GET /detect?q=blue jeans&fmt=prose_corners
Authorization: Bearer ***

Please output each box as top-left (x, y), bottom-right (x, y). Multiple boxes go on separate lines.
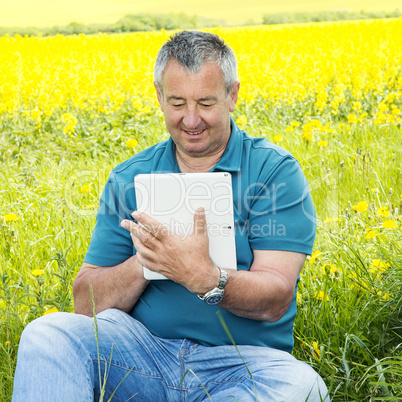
top-left (13, 309), bottom-right (329, 401)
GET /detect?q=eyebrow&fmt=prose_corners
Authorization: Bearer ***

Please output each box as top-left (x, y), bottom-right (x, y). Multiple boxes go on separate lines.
top-left (166, 95), bottom-right (218, 102)
top-left (166, 96), bottom-right (185, 102)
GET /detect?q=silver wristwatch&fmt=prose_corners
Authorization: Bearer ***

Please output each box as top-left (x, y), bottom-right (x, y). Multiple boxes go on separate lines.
top-left (198, 268), bottom-right (228, 305)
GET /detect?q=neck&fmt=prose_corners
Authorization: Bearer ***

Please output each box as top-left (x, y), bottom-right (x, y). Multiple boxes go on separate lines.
top-left (176, 147), bottom-right (226, 173)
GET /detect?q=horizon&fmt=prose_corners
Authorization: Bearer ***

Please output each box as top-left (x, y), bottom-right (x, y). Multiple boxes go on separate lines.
top-left (0, 0), bottom-right (401, 28)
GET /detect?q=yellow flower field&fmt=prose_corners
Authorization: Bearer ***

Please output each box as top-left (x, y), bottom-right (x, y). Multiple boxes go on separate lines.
top-left (1, 18), bottom-right (401, 125)
top-left (1, 19), bottom-right (402, 400)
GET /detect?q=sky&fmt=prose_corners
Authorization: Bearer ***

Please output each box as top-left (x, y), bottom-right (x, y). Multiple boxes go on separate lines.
top-left (0, 0), bottom-right (400, 27)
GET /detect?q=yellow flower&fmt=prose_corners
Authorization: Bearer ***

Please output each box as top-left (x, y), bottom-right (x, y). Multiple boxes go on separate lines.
top-left (318, 140), bottom-right (328, 147)
top-left (312, 341), bottom-right (321, 360)
top-left (303, 131), bottom-right (313, 141)
top-left (273, 134), bottom-right (282, 142)
top-left (310, 119), bottom-right (322, 128)
top-left (382, 220), bottom-right (397, 229)
top-left (32, 269), bottom-right (44, 277)
top-left (324, 217), bottom-right (341, 223)
top-left (309, 251), bottom-right (322, 264)
top-left (378, 103), bottom-right (388, 113)
top-left (315, 290), bottom-right (329, 301)
top-left (375, 290), bottom-right (390, 301)
top-left (61, 112), bottom-right (77, 135)
top-left (126, 138), bottom-right (138, 149)
top-left (366, 230), bottom-right (378, 239)
top-left (30, 108), bottom-right (41, 120)
top-left (43, 307), bottom-right (59, 315)
top-left (347, 113), bottom-right (357, 123)
top-left (369, 259), bottom-right (390, 273)
top-left (322, 263), bottom-right (337, 276)
top-left (285, 126), bottom-right (293, 132)
top-left (291, 121), bottom-right (300, 127)
top-left (352, 201), bottom-right (368, 212)
top-left (132, 98), bottom-right (142, 110)
top-left (80, 184), bottom-right (91, 194)
top-left (3, 213), bottom-right (19, 222)
top-left (377, 207), bottom-right (390, 217)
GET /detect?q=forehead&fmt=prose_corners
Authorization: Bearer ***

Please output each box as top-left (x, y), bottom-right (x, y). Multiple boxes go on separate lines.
top-left (161, 60), bottom-right (226, 97)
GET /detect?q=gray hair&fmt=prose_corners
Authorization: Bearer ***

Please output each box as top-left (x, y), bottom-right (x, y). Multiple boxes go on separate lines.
top-left (154, 30), bottom-right (238, 96)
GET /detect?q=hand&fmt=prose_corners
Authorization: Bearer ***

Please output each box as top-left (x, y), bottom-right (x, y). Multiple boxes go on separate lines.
top-left (121, 208), bottom-right (220, 295)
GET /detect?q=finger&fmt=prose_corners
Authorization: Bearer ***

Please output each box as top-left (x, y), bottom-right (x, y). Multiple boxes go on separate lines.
top-left (132, 211), bottom-right (168, 240)
top-left (121, 219), bottom-right (156, 250)
top-left (130, 232), bottom-right (151, 254)
top-left (131, 231), bottom-right (157, 258)
top-left (133, 239), bottom-right (156, 263)
top-left (128, 221), bottom-right (157, 248)
top-left (121, 219), bottom-right (136, 232)
top-left (193, 207), bottom-right (207, 237)
top-left (136, 252), bottom-right (157, 272)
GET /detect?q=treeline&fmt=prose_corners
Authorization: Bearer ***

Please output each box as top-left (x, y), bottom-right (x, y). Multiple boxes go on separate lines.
top-left (0, 13), bottom-right (224, 37)
top-left (1, 9), bottom-right (401, 37)
top-left (262, 9), bottom-right (402, 25)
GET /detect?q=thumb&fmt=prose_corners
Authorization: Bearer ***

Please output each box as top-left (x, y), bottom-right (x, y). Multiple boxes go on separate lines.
top-left (193, 207), bottom-right (207, 237)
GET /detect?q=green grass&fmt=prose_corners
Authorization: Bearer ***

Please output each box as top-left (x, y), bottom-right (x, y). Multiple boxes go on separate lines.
top-left (1, 95), bottom-right (402, 399)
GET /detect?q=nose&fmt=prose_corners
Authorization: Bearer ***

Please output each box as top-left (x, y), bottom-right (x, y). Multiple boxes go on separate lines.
top-left (182, 107), bottom-right (202, 130)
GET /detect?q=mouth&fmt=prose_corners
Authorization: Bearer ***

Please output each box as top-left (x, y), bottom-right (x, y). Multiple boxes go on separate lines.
top-left (183, 128), bottom-right (206, 136)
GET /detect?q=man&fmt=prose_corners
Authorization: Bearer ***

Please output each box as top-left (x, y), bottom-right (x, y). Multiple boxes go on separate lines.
top-left (13, 31), bottom-right (329, 401)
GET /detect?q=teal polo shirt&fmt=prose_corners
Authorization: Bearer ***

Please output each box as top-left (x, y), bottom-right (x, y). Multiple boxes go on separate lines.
top-left (84, 118), bottom-right (316, 353)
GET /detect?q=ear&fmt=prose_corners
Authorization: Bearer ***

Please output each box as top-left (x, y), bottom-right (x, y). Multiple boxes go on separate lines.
top-left (154, 82), bottom-right (164, 112)
top-left (229, 81), bottom-right (240, 113)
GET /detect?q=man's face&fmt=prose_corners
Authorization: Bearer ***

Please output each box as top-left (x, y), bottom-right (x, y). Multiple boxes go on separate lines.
top-left (155, 60), bottom-right (239, 159)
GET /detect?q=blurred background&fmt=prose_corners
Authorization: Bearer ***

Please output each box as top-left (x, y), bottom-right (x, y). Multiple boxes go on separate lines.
top-left (0, 0), bottom-right (401, 32)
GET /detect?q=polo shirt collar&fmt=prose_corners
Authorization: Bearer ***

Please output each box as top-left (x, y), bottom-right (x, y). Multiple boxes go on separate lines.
top-left (162, 116), bottom-right (243, 173)
top-left (159, 138), bottom-right (181, 173)
top-left (213, 117), bottom-right (242, 172)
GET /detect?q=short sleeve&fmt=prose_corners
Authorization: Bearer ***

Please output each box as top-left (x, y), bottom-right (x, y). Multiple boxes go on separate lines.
top-left (83, 172), bottom-right (136, 267)
top-left (247, 156), bottom-right (316, 255)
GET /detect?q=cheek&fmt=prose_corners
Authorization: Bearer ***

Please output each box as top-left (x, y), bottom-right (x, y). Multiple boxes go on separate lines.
top-left (164, 110), bottom-right (182, 127)
top-left (206, 110), bottom-right (226, 129)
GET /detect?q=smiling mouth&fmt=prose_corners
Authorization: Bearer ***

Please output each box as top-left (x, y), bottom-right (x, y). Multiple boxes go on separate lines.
top-left (184, 128), bottom-right (205, 136)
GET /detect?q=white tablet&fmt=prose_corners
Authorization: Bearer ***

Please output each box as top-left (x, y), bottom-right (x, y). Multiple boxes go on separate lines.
top-left (134, 172), bottom-right (237, 280)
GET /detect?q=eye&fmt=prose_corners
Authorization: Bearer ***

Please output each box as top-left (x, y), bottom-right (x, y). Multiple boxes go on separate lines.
top-left (172, 104), bottom-right (184, 108)
top-left (201, 104), bottom-right (213, 108)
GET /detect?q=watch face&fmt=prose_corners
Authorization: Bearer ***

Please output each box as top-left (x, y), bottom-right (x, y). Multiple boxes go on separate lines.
top-left (205, 294), bottom-right (223, 305)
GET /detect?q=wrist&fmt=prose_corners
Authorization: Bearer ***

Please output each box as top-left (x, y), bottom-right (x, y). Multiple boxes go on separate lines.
top-left (198, 266), bottom-right (228, 305)
top-left (197, 264), bottom-right (221, 296)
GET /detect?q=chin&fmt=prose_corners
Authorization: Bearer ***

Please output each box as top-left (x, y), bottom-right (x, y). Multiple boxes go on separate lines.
top-left (184, 146), bottom-right (209, 155)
